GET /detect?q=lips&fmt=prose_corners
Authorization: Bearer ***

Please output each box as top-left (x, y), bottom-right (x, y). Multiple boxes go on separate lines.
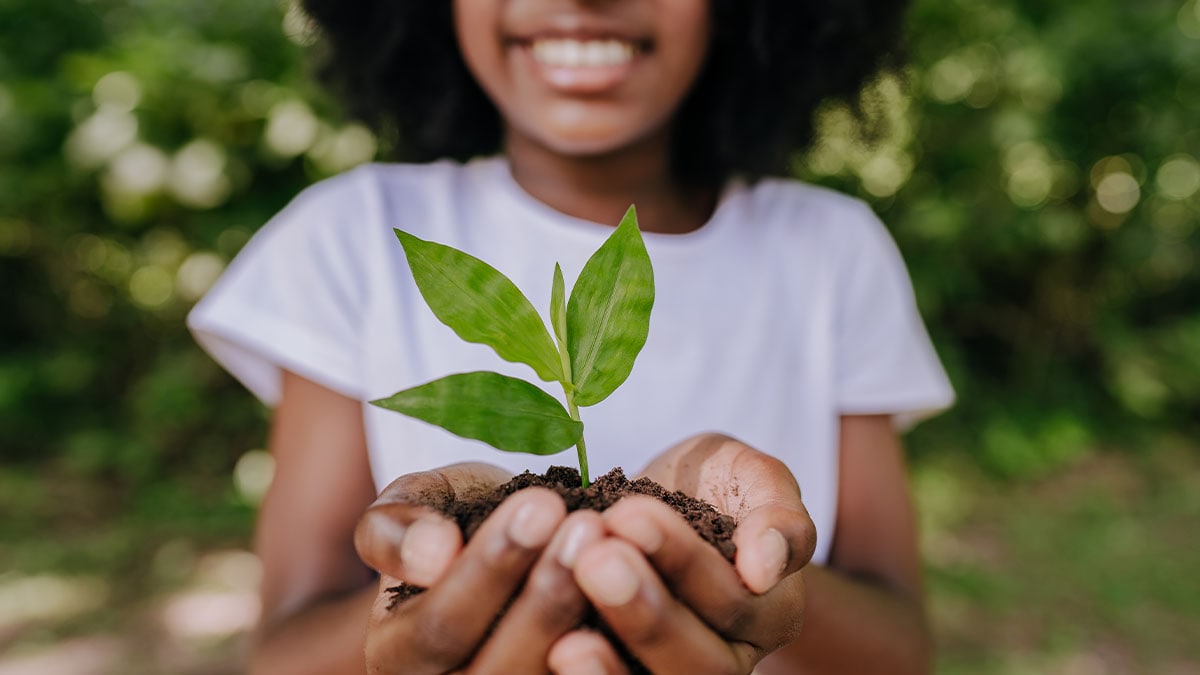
top-left (512, 35), bottom-right (648, 94)
top-left (529, 38), bottom-right (637, 68)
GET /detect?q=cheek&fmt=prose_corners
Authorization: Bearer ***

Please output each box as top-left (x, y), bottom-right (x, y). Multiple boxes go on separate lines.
top-left (657, 1), bottom-right (712, 95)
top-left (453, 0), bottom-right (508, 102)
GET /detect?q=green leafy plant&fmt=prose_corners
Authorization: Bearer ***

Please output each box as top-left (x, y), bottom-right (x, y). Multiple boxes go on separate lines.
top-left (371, 206), bottom-right (654, 487)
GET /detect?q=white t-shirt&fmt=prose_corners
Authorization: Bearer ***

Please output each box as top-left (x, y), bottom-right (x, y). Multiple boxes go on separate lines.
top-left (188, 157), bottom-right (954, 564)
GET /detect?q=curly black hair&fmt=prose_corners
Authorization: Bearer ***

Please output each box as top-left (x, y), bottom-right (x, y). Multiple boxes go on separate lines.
top-left (300, 0), bottom-right (910, 186)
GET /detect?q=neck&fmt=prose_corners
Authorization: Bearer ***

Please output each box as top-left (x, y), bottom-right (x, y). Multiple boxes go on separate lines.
top-left (503, 130), bottom-right (717, 235)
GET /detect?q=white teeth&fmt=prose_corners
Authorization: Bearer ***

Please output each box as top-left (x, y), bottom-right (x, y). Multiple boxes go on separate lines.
top-left (531, 39), bottom-right (635, 68)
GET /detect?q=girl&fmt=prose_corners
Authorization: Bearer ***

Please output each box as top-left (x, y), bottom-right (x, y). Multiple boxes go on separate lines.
top-left (189, 0), bottom-right (953, 673)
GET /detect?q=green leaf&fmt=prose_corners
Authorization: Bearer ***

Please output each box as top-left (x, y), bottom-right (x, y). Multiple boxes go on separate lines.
top-left (371, 372), bottom-right (583, 455)
top-left (395, 230), bottom-right (563, 383)
top-left (551, 263), bottom-right (568, 345)
top-left (566, 205), bottom-right (655, 407)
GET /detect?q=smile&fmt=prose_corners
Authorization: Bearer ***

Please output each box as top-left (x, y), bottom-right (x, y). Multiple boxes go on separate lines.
top-left (515, 35), bottom-right (648, 94)
top-left (529, 38), bottom-right (638, 68)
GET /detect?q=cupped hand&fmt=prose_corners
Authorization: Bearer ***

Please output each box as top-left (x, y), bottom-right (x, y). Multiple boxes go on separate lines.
top-left (549, 434), bottom-right (817, 675)
top-left (355, 463), bottom-right (606, 675)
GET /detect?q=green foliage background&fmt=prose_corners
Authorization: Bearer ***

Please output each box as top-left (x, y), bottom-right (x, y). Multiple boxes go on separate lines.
top-left (2, 0), bottom-right (1198, 493)
top-left (2, 1), bottom-right (1198, 672)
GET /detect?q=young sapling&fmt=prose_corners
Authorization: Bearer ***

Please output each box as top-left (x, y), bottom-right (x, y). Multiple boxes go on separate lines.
top-left (372, 221), bottom-right (734, 667)
top-left (371, 206), bottom-right (654, 488)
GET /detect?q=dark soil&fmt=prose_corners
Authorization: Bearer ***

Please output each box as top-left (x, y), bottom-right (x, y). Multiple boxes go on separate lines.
top-left (385, 466), bottom-right (737, 671)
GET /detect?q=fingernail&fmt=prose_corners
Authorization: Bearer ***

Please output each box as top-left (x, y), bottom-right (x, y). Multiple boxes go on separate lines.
top-left (508, 500), bottom-right (559, 549)
top-left (556, 520), bottom-right (591, 569)
top-left (579, 552), bottom-right (640, 606)
top-left (759, 528), bottom-right (789, 587)
top-left (401, 518), bottom-right (453, 581)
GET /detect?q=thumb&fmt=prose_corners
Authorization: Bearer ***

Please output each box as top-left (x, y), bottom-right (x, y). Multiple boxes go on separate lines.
top-left (355, 501), bottom-right (462, 587)
top-left (732, 502), bottom-right (816, 594)
top-left (354, 462), bottom-right (509, 585)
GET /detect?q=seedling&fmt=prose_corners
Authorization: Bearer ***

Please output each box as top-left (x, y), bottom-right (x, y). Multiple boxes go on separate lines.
top-left (371, 206), bottom-right (654, 488)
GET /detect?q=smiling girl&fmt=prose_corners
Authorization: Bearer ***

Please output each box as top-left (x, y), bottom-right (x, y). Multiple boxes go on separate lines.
top-left (188, 1), bottom-right (953, 673)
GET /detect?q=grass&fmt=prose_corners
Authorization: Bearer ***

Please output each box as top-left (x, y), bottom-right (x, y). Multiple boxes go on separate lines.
top-left (918, 444), bottom-right (1200, 674)
top-left (2, 447), bottom-right (1198, 674)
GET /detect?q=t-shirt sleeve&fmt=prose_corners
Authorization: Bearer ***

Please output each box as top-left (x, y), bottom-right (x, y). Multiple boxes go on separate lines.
top-left (833, 200), bottom-right (955, 428)
top-left (187, 172), bottom-right (372, 406)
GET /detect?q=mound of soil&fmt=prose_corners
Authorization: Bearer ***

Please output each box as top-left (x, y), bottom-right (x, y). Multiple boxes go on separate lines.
top-left (385, 466), bottom-right (737, 671)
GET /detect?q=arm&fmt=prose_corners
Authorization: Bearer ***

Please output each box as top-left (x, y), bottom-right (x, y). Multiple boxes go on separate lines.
top-left (255, 371), bottom-right (610, 675)
top-left (547, 417), bottom-right (929, 675)
top-left (249, 371), bottom-right (379, 675)
top-left (756, 414), bottom-right (931, 675)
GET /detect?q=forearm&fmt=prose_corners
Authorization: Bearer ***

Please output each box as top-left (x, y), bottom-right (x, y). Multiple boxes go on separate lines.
top-left (757, 565), bottom-right (931, 675)
top-left (249, 584), bottom-right (376, 675)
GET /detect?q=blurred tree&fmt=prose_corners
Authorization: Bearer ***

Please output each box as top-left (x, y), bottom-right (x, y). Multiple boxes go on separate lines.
top-left (799, 0), bottom-right (1200, 476)
top-left (1, 0), bottom-right (1197, 497)
top-left (0, 0), bottom-right (374, 490)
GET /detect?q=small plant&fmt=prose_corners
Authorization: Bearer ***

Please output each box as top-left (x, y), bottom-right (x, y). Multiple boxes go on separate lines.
top-left (371, 206), bottom-right (654, 488)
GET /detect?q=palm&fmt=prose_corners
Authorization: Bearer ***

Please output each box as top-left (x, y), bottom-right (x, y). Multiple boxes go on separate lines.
top-left (637, 433), bottom-right (803, 520)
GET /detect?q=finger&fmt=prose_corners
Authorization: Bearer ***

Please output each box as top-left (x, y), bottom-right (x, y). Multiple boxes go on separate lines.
top-left (732, 502), bottom-right (816, 594)
top-left (373, 463), bottom-right (514, 508)
top-left (355, 463), bottom-right (510, 584)
top-left (640, 437), bottom-right (817, 592)
top-left (469, 510), bottom-right (606, 673)
top-left (603, 497), bottom-right (803, 650)
top-left (369, 487), bottom-right (566, 674)
top-left (603, 495), bottom-right (742, 606)
top-left (358, 507), bottom-right (462, 586)
top-left (573, 539), bottom-right (758, 675)
top-left (548, 630), bottom-right (631, 675)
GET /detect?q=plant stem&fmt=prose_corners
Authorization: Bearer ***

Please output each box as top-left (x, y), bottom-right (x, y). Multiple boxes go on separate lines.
top-left (565, 395), bottom-right (590, 488)
top-left (554, 326), bottom-right (589, 488)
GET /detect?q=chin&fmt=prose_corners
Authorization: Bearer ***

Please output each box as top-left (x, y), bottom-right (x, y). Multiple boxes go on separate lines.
top-left (527, 115), bottom-right (654, 158)
top-left (540, 135), bottom-right (635, 158)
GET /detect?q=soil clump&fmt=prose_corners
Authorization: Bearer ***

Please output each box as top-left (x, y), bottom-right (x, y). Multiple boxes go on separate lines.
top-left (385, 466), bottom-right (737, 671)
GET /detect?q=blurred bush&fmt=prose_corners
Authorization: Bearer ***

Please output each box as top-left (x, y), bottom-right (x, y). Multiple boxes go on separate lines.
top-left (1, 0), bottom-right (1197, 494)
top-left (800, 0), bottom-right (1200, 475)
top-left (0, 0), bottom-right (373, 489)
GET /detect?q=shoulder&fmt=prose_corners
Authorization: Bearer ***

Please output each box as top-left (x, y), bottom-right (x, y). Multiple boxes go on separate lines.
top-left (733, 176), bottom-right (892, 255)
top-left (336, 157), bottom-right (487, 192)
top-left (265, 158), bottom-right (498, 242)
top-left (288, 158), bottom-right (476, 214)
top-left (215, 160), bottom-right (486, 292)
top-left (743, 176), bottom-right (881, 225)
